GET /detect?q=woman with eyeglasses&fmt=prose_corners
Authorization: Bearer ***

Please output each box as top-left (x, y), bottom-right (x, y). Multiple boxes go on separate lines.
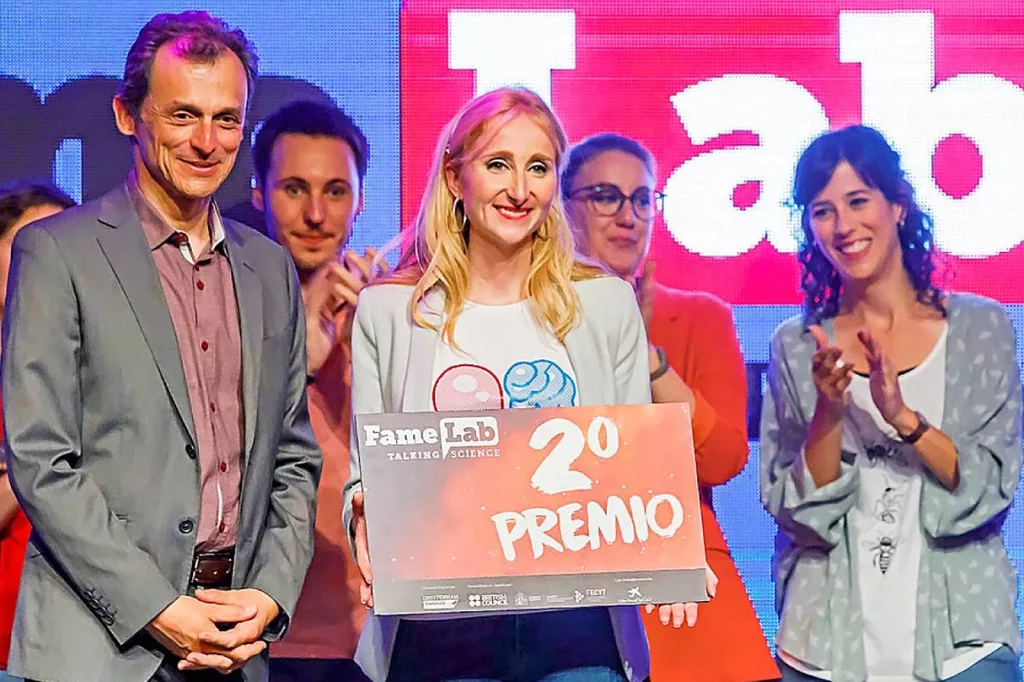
top-left (563, 134), bottom-right (780, 682)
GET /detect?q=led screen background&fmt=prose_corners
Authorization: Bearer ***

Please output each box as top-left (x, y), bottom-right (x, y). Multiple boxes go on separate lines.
top-left (4, 0), bottom-right (1024, 661)
top-left (0, 0), bottom-right (402, 255)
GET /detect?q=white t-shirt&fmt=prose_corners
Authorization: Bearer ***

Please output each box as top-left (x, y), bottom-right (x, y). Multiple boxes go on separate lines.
top-left (398, 301), bottom-right (578, 624)
top-left (431, 300), bottom-right (578, 412)
top-left (780, 324), bottom-right (999, 680)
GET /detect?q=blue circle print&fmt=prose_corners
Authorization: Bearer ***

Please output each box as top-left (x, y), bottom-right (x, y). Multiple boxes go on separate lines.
top-left (503, 359), bottom-right (577, 408)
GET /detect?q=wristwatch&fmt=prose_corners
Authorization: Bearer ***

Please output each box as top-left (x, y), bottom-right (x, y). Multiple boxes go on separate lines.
top-left (897, 411), bottom-right (930, 444)
top-left (650, 346), bottom-right (670, 381)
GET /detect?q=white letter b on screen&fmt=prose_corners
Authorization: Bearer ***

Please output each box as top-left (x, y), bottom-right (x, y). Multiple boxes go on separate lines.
top-left (842, 11), bottom-right (1024, 257)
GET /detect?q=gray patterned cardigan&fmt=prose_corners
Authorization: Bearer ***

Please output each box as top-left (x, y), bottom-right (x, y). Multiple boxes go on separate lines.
top-left (760, 293), bottom-right (1022, 682)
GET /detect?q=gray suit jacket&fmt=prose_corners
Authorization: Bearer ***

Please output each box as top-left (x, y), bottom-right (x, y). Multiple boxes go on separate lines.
top-left (1, 185), bottom-right (323, 682)
top-left (341, 277), bottom-right (654, 682)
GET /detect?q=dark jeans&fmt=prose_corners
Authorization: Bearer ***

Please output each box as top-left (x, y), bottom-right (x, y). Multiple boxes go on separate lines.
top-left (270, 657), bottom-right (371, 682)
top-left (387, 609), bottom-right (623, 682)
top-left (777, 645), bottom-right (1022, 682)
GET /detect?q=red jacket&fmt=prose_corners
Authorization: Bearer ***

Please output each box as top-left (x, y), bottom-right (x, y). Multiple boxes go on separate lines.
top-left (0, 394), bottom-right (30, 671)
top-left (0, 509), bottom-right (29, 670)
top-left (641, 284), bottom-right (779, 682)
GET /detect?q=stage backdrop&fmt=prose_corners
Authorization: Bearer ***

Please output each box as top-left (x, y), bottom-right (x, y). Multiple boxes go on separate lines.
top-left (4, 0), bottom-right (1024, 661)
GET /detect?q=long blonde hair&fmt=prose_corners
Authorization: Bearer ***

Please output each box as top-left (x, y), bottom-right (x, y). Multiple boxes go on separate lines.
top-left (385, 87), bottom-right (602, 345)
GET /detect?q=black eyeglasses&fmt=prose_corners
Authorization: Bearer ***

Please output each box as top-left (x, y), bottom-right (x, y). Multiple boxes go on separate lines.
top-left (567, 184), bottom-right (666, 221)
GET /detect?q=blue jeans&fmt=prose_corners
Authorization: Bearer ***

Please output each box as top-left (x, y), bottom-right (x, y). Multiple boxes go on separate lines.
top-left (778, 645), bottom-right (1022, 682)
top-left (386, 608), bottom-right (624, 682)
top-left (0, 671), bottom-right (23, 682)
top-left (449, 669), bottom-right (626, 682)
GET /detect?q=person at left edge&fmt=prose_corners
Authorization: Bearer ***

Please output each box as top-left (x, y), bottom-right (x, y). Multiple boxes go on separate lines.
top-left (1, 11), bottom-right (322, 682)
top-left (0, 182), bottom-right (77, 682)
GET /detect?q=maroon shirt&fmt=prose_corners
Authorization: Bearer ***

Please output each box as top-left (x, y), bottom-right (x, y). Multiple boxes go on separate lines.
top-left (128, 178), bottom-right (243, 551)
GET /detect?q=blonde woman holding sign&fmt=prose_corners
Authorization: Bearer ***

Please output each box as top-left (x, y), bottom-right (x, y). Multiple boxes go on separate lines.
top-left (341, 87), bottom-right (715, 682)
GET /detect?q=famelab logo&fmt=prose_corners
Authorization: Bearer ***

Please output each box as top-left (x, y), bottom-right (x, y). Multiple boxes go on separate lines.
top-left (361, 416), bottom-right (501, 462)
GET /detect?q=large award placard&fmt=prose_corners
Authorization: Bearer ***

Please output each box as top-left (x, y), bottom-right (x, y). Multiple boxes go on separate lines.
top-left (356, 403), bottom-right (707, 615)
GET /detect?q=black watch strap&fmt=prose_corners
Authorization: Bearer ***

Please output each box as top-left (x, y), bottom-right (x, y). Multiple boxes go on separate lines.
top-left (650, 346), bottom-right (670, 382)
top-left (898, 411), bottom-right (929, 444)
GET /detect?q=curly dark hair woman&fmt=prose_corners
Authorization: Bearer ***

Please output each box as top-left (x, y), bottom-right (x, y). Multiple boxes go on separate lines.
top-left (793, 124), bottom-right (944, 322)
top-left (762, 123), bottom-right (1022, 681)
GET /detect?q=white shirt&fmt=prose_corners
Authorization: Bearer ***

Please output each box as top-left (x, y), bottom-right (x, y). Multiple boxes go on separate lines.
top-left (780, 324), bottom-right (999, 680)
top-left (431, 300), bottom-right (578, 412)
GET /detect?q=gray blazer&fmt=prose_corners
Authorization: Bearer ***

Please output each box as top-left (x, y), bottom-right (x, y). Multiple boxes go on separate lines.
top-left (1, 185), bottom-right (323, 682)
top-left (760, 293), bottom-right (1022, 682)
top-left (341, 276), bottom-right (654, 682)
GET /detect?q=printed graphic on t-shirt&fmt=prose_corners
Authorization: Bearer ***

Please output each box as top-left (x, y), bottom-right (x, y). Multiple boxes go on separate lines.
top-left (855, 431), bottom-right (917, 576)
top-left (432, 363), bottom-right (505, 411)
top-left (864, 441), bottom-right (911, 469)
top-left (873, 476), bottom-right (910, 525)
top-left (504, 359), bottom-right (577, 408)
top-left (432, 359), bottom-right (577, 411)
top-left (862, 472), bottom-right (910, 575)
top-left (865, 535), bottom-right (898, 575)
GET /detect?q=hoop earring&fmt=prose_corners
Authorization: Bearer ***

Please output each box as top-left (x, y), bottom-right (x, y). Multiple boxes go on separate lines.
top-left (452, 199), bottom-right (469, 232)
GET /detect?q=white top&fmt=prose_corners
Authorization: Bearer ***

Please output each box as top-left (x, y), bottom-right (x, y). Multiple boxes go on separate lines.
top-left (780, 324), bottom-right (999, 680)
top-left (431, 300), bottom-right (578, 411)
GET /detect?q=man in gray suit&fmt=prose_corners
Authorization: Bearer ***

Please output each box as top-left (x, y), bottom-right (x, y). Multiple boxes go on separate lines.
top-left (1, 11), bottom-right (322, 682)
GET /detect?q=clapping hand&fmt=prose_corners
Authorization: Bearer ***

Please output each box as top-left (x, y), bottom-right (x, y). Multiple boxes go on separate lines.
top-left (634, 260), bottom-right (655, 334)
top-left (304, 248), bottom-right (389, 377)
top-left (809, 325), bottom-right (854, 409)
top-left (858, 329), bottom-right (908, 426)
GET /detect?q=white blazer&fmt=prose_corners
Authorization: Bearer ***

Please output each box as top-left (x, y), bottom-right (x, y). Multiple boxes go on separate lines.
top-left (342, 275), bottom-right (653, 682)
